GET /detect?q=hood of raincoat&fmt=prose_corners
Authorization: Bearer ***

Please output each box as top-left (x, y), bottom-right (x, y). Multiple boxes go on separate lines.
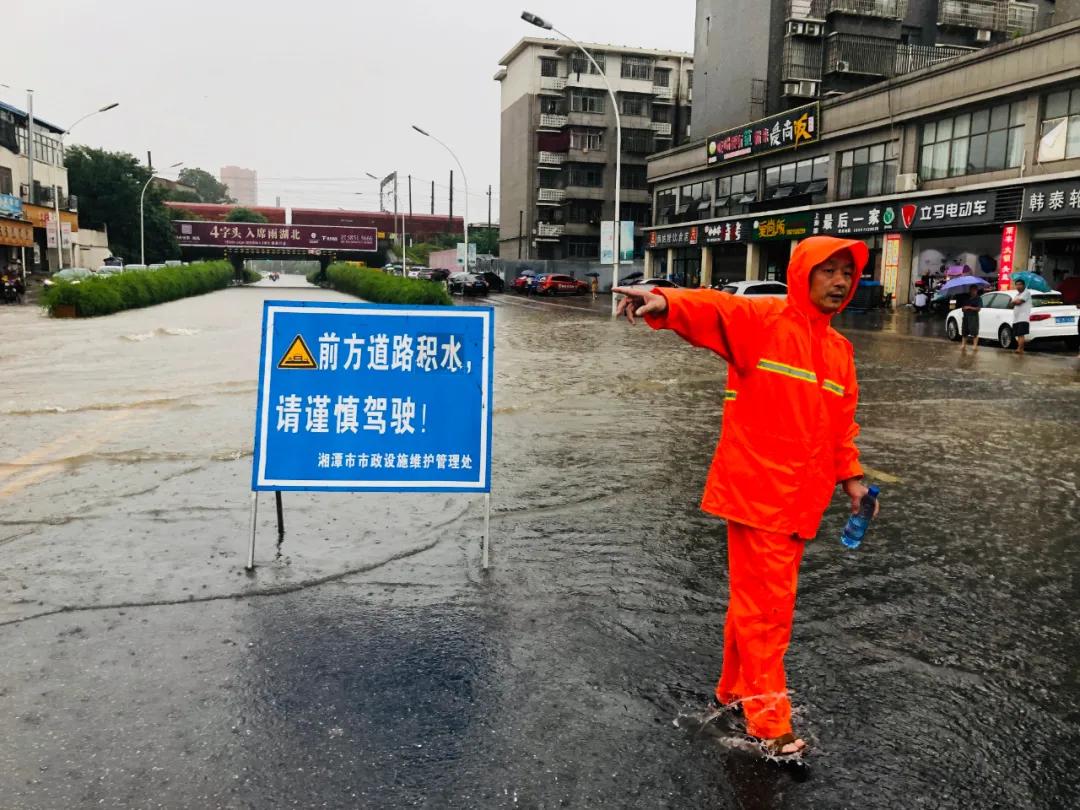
top-left (785, 235), bottom-right (869, 321)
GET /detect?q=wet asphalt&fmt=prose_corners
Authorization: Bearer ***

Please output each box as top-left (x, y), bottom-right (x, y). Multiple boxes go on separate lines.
top-left (1, 277), bottom-right (1078, 809)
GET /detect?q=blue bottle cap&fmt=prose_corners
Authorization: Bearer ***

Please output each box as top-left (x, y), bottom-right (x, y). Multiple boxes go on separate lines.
top-left (868, 485), bottom-right (880, 498)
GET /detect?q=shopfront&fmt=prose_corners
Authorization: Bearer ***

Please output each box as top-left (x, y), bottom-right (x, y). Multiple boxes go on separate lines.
top-left (0, 193), bottom-right (34, 273)
top-left (23, 203), bottom-right (78, 272)
top-left (1023, 179), bottom-right (1080, 299)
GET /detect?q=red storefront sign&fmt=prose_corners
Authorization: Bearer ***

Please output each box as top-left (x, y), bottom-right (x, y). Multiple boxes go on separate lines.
top-left (998, 224), bottom-right (1017, 290)
top-left (173, 220), bottom-right (377, 252)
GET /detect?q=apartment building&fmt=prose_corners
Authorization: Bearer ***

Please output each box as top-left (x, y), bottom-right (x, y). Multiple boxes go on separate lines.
top-left (692, 0), bottom-right (1063, 139)
top-left (0, 99), bottom-right (79, 273)
top-left (221, 165), bottom-right (258, 206)
top-left (645, 18), bottom-right (1080, 306)
top-left (495, 38), bottom-right (692, 262)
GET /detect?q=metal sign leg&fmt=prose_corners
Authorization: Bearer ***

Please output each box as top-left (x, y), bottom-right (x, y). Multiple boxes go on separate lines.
top-left (275, 491), bottom-right (284, 541)
top-left (482, 492), bottom-right (491, 570)
top-left (245, 491), bottom-right (259, 572)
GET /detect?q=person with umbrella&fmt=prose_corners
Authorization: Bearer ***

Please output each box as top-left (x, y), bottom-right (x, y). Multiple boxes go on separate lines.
top-left (960, 284), bottom-right (983, 351)
top-left (1008, 278), bottom-right (1034, 355)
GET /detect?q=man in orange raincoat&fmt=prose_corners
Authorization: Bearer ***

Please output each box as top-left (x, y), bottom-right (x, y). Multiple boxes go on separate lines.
top-left (614, 235), bottom-right (879, 757)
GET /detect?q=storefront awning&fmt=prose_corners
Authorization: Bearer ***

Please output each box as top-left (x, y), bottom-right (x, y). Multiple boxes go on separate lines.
top-left (1032, 226), bottom-right (1080, 240)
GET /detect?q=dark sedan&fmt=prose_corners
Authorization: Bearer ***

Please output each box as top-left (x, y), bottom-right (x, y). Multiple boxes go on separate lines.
top-left (479, 271), bottom-right (506, 293)
top-left (448, 272), bottom-right (489, 297)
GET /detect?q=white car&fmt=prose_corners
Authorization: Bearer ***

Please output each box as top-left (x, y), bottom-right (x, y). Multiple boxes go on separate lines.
top-left (945, 289), bottom-right (1079, 349)
top-left (719, 280), bottom-right (788, 297)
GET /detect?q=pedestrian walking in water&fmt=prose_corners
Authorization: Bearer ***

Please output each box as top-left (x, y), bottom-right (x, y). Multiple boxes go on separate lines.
top-left (613, 236), bottom-right (878, 759)
top-left (960, 285), bottom-right (982, 352)
top-left (1009, 278), bottom-right (1033, 355)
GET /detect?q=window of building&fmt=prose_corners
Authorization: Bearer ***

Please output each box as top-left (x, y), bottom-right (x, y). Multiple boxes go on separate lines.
top-left (677, 180), bottom-right (711, 219)
top-left (653, 68), bottom-right (671, 88)
top-left (0, 166), bottom-right (12, 195)
top-left (1038, 86), bottom-right (1080, 163)
top-left (621, 55), bottom-right (653, 82)
top-left (686, 70), bottom-right (693, 89)
top-left (567, 164), bottom-right (604, 187)
top-left (16, 127), bottom-right (64, 167)
top-left (566, 239), bottom-right (599, 258)
top-left (570, 129), bottom-right (604, 150)
top-left (763, 156), bottom-right (829, 199)
top-left (540, 58), bottom-right (559, 78)
top-left (714, 169), bottom-right (759, 215)
top-left (539, 96), bottom-right (563, 115)
top-left (651, 106), bottom-right (671, 124)
top-left (621, 94), bottom-right (650, 117)
top-left (838, 141), bottom-right (898, 199)
top-left (920, 102), bottom-right (1024, 179)
top-left (622, 129), bottom-right (654, 154)
top-left (570, 91), bottom-right (605, 114)
top-left (566, 200), bottom-right (601, 224)
top-left (621, 203), bottom-right (651, 226)
top-left (621, 165), bottom-right (648, 189)
top-left (656, 187), bottom-right (677, 224)
top-left (570, 51), bottom-right (605, 75)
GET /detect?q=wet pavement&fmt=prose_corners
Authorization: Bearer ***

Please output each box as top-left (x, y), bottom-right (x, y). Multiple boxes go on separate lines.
top-left (1, 281), bottom-right (1078, 808)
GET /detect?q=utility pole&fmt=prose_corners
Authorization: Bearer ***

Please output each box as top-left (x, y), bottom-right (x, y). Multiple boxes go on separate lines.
top-left (25, 90), bottom-right (33, 211)
top-left (408, 174), bottom-right (413, 216)
top-left (448, 170), bottom-right (454, 230)
top-left (518, 209), bottom-right (523, 258)
top-left (487, 184), bottom-right (492, 229)
top-left (430, 180), bottom-right (434, 215)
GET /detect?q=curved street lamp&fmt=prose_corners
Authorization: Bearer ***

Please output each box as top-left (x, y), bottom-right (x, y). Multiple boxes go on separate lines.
top-left (412, 125), bottom-right (469, 271)
top-left (522, 11), bottom-right (622, 315)
top-left (140, 160), bottom-right (183, 265)
top-left (55, 102), bottom-right (119, 268)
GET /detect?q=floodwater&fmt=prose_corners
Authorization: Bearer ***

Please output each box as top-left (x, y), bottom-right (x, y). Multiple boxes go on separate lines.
top-left (1, 279), bottom-right (1078, 808)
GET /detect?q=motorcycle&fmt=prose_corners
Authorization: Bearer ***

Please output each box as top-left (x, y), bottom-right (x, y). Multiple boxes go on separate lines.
top-left (1, 273), bottom-right (25, 304)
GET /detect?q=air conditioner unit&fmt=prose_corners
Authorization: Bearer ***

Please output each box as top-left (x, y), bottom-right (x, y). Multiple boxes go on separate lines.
top-left (800, 80), bottom-right (820, 96)
top-left (896, 173), bottom-right (918, 192)
top-left (788, 21), bottom-right (806, 35)
top-left (19, 183), bottom-right (29, 202)
top-left (975, 28), bottom-right (992, 43)
top-left (806, 22), bottom-right (823, 36)
top-left (783, 81), bottom-right (801, 96)
top-left (834, 60), bottom-right (852, 72)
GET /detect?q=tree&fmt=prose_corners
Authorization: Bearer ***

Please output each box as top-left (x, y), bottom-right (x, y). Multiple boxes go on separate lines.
top-left (65, 145), bottom-right (179, 264)
top-left (177, 167), bottom-right (235, 204)
top-left (225, 207), bottom-right (269, 223)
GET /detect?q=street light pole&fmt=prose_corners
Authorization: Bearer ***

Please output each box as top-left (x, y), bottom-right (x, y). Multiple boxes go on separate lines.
top-left (367, 170), bottom-right (404, 265)
top-left (140, 160), bottom-right (183, 265)
top-left (54, 102), bottom-right (118, 269)
top-left (412, 125), bottom-right (469, 271)
top-left (523, 11), bottom-right (621, 316)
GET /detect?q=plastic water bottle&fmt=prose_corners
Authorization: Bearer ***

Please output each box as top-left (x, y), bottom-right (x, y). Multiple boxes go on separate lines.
top-left (841, 485), bottom-right (880, 549)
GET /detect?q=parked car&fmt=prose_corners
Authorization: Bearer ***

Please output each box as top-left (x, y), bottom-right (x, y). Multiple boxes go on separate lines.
top-left (536, 274), bottom-right (588, 295)
top-left (479, 271), bottom-right (505, 293)
top-left (635, 278), bottom-right (681, 289)
top-left (511, 270), bottom-right (536, 293)
top-left (416, 268), bottom-right (451, 282)
top-left (43, 268), bottom-right (94, 287)
top-left (945, 289), bottom-right (1079, 349)
top-left (448, 272), bottom-right (489, 296)
top-left (719, 280), bottom-right (788, 297)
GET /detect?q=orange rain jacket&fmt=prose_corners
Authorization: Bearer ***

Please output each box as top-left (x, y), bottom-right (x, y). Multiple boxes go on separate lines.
top-left (645, 236), bottom-right (869, 539)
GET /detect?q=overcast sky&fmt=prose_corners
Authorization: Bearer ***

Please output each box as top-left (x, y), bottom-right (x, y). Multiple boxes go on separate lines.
top-left (5, 0), bottom-right (693, 221)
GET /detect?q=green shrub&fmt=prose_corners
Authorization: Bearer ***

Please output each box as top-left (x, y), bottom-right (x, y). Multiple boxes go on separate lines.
top-left (320, 263), bottom-right (452, 306)
top-left (242, 267), bottom-right (261, 283)
top-left (41, 261), bottom-right (234, 317)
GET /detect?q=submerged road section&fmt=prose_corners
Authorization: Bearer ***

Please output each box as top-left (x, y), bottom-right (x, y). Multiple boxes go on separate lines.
top-left (1, 287), bottom-right (1078, 808)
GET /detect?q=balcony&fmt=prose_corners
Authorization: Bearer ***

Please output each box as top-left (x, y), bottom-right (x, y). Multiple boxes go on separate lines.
top-left (1007, 2), bottom-right (1036, 36)
top-left (537, 188), bottom-right (566, 203)
top-left (827, 35), bottom-right (977, 78)
top-left (652, 85), bottom-right (673, 101)
top-left (538, 150), bottom-right (567, 166)
top-left (536, 223), bottom-right (565, 238)
top-left (538, 113), bottom-right (568, 129)
top-left (788, 0), bottom-right (826, 19)
top-left (783, 37), bottom-right (823, 81)
top-left (651, 121), bottom-right (672, 136)
top-left (893, 43), bottom-right (976, 75)
top-left (937, 0), bottom-right (1007, 31)
top-left (540, 75), bottom-right (567, 92)
top-left (563, 185), bottom-right (606, 201)
top-left (562, 222), bottom-right (600, 236)
top-left (826, 0), bottom-right (908, 18)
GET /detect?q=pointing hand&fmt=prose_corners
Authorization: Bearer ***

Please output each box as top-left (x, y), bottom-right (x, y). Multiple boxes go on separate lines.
top-left (612, 287), bottom-right (668, 325)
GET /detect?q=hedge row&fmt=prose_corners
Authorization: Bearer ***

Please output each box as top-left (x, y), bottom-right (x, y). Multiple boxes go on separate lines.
top-left (42, 261), bottom-right (235, 318)
top-left (309, 262), bottom-right (452, 306)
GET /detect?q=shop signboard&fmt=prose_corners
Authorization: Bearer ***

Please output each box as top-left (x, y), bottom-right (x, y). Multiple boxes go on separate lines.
top-left (707, 103), bottom-right (819, 166)
top-left (174, 220), bottom-right (377, 252)
top-left (45, 215), bottom-right (72, 249)
top-left (997, 224), bottom-right (1018, 291)
top-left (751, 213), bottom-right (812, 241)
top-left (0, 193), bottom-right (22, 219)
top-left (882, 233), bottom-right (901, 301)
top-left (812, 203), bottom-right (900, 236)
top-left (1022, 181), bottom-right (1080, 221)
top-left (0, 218), bottom-right (34, 248)
top-left (647, 226), bottom-right (699, 249)
top-left (896, 194), bottom-right (994, 230)
top-left (702, 220), bottom-right (746, 244)
top-left (600, 221), bottom-right (636, 263)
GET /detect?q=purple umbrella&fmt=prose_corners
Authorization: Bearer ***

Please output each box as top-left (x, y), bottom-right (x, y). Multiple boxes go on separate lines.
top-left (939, 275), bottom-right (990, 294)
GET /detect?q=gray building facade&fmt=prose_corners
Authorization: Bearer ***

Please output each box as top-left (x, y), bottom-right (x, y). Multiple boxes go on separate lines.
top-left (691, 0), bottom-right (1062, 141)
top-left (495, 38), bottom-right (692, 263)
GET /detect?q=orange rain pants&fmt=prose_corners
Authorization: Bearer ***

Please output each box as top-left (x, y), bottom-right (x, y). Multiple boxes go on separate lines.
top-left (715, 521), bottom-right (805, 739)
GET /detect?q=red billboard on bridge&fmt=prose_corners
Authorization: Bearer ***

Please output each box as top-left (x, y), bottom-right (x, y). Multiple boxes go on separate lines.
top-left (173, 220), bottom-right (378, 252)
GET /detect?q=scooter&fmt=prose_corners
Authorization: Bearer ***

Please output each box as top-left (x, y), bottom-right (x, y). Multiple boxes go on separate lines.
top-left (1, 274), bottom-right (24, 304)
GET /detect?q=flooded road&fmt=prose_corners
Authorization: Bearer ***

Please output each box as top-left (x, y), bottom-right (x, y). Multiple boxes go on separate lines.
top-left (1, 284), bottom-right (1078, 808)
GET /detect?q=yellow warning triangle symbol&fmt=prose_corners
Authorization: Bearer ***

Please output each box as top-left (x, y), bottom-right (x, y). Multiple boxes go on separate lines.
top-left (277, 334), bottom-right (317, 369)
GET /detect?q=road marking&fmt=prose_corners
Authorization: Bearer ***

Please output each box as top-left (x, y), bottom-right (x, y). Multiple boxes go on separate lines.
top-left (862, 466), bottom-right (902, 484)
